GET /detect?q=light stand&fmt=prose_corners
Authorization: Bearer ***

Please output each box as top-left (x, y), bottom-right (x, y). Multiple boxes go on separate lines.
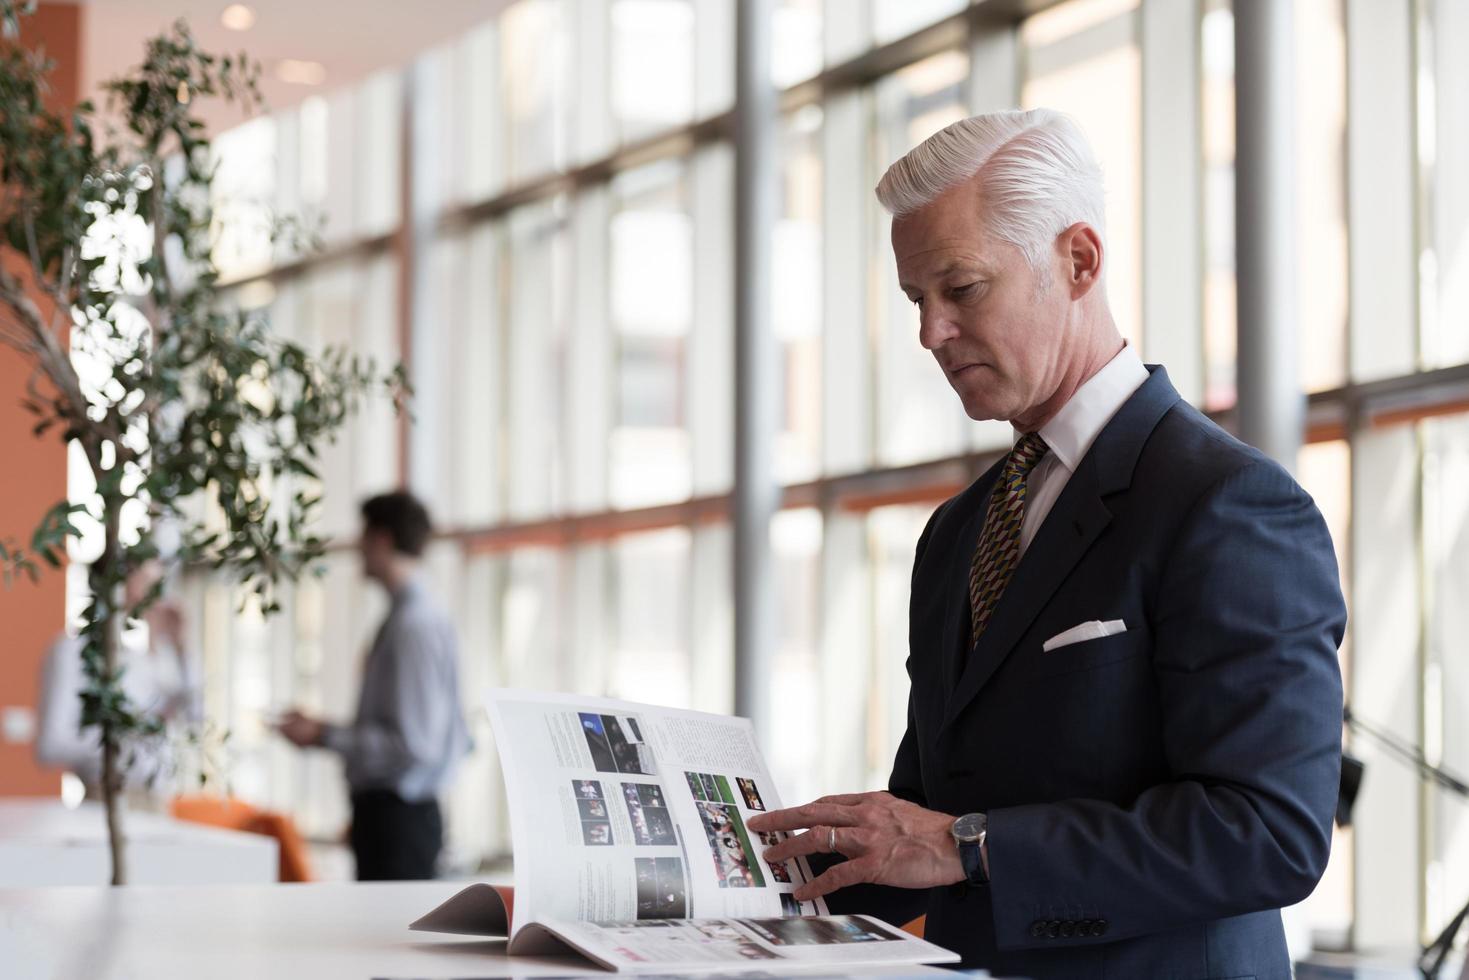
top-left (1341, 706), bottom-right (1469, 980)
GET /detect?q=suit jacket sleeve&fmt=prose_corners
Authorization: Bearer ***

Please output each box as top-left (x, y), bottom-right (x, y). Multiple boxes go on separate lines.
top-left (984, 458), bottom-right (1346, 949)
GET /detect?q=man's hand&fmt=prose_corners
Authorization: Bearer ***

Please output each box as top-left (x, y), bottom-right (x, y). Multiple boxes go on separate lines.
top-left (275, 709), bottom-right (325, 748)
top-left (746, 791), bottom-right (964, 901)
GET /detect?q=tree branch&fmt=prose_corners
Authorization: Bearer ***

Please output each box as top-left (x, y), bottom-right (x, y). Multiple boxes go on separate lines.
top-left (22, 210), bottom-right (45, 283)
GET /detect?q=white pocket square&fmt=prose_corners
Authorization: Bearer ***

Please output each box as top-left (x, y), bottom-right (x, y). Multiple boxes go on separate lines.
top-left (1042, 619), bottom-right (1127, 652)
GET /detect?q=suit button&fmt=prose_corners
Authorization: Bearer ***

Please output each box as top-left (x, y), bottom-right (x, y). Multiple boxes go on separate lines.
top-left (1059, 921), bottom-right (1075, 938)
top-left (1046, 920), bottom-right (1061, 939)
top-left (1095, 919), bottom-right (1110, 936)
top-left (1030, 920), bottom-right (1047, 939)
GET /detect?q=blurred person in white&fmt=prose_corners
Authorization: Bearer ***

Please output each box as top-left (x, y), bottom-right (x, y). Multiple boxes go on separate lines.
top-left (274, 491), bottom-right (472, 880)
top-left (34, 557), bottom-right (201, 808)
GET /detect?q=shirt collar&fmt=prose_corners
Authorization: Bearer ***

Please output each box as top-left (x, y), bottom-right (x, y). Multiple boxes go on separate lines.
top-left (390, 573), bottom-right (426, 610)
top-left (1015, 343), bottom-right (1150, 473)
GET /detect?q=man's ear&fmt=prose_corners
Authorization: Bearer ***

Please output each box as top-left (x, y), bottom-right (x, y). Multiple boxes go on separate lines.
top-left (1057, 222), bottom-right (1104, 299)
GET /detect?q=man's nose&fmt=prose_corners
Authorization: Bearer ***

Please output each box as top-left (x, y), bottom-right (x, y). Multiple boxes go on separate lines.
top-left (918, 306), bottom-right (960, 351)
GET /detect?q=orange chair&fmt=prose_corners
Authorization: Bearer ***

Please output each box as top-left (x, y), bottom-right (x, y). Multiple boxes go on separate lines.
top-left (171, 795), bottom-right (314, 882)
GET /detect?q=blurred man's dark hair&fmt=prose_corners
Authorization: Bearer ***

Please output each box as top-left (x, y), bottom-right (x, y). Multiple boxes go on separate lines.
top-left (360, 491), bottom-right (433, 557)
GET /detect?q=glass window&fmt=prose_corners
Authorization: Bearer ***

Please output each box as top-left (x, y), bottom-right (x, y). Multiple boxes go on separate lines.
top-left (774, 0), bottom-right (823, 88)
top-left (356, 71), bottom-right (403, 238)
top-left (1202, 0), bottom-right (1348, 408)
top-left (871, 0), bottom-right (966, 45)
top-left (611, 528), bottom-right (692, 706)
top-left (293, 262), bottom-right (384, 540)
top-left (503, 546), bottom-right (571, 690)
top-left (689, 143), bottom-right (735, 495)
top-left (460, 19), bottom-right (506, 201)
top-left (1295, 439), bottom-right (1353, 943)
top-left (1022, 0), bottom-right (1139, 46)
top-left (610, 163), bottom-right (692, 508)
top-left (769, 508), bottom-right (823, 803)
top-left (1423, 0), bottom-right (1469, 369)
top-left (689, 523), bottom-right (734, 714)
top-left (353, 253), bottom-right (401, 495)
top-left (1021, 0), bottom-right (1142, 351)
top-left (866, 504), bottom-right (934, 789)
top-left (1349, 424), bottom-right (1423, 949)
top-left (776, 108), bottom-right (824, 485)
top-left (693, 0), bottom-right (735, 118)
top-left (320, 87), bottom-right (359, 246)
top-left (566, 188), bottom-right (615, 515)
top-left (1201, 2), bottom-right (1236, 411)
top-left (1422, 413), bottom-right (1469, 936)
top-left (445, 552), bottom-right (509, 861)
top-left (1295, 0), bottom-right (1348, 393)
top-left (871, 50), bottom-right (971, 468)
top-left (612, 0), bottom-right (695, 142)
top-left (211, 116), bottom-right (276, 280)
top-left (454, 224), bottom-right (505, 526)
top-left (506, 200), bottom-right (570, 521)
top-left (503, 0), bottom-right (571, 182)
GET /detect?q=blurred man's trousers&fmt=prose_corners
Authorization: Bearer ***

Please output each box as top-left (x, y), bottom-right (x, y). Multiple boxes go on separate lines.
top-left (349, 789), bottom-right (442, 880)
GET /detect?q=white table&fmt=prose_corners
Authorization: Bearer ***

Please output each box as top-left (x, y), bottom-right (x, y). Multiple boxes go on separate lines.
top-left (0, 799), bottom-right (277, 886)
top-left (0, 881), bottom-right (959, 980)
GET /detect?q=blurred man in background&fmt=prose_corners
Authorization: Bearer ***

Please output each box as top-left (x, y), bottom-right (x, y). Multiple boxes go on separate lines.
top-left (276, 491), bottom-right (471, 880)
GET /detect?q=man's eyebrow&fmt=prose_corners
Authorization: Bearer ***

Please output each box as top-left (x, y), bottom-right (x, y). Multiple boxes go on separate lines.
top-left (899, 260), bottom-right (973, 293)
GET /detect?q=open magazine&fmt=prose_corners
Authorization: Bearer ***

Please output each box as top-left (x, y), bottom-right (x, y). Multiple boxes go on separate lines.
top-left (410, 690), bottom-right (959, 973)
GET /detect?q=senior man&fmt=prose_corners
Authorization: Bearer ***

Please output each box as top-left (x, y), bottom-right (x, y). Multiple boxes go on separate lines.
top-left (748, 109), bottom-right (1346, 980)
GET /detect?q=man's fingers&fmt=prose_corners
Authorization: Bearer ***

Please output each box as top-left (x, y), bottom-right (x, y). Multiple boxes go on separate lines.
top-left (793, 857), bottom-right (868, 901)
top-left (762, 827), bottom-right (829, 863)
top-left (764, 791), bottom-right (887, 826)
top-left (746, 801), bottom-right (861, 833)
top-left (813, 791), bottom-right (880, 807)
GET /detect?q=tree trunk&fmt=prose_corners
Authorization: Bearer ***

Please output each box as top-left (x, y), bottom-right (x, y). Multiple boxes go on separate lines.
top-left (100, 704), bottom-right (126, 885)
top-left (98, 520), bottom-right (127, 886)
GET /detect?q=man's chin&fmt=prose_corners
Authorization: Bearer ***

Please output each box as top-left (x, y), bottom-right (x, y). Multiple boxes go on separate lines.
top-left (956, 393), bottom-right (1010, 424)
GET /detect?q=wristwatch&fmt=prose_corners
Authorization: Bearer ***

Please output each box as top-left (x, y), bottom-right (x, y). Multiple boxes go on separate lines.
top-left (951, 812), bottom-right (989, 885)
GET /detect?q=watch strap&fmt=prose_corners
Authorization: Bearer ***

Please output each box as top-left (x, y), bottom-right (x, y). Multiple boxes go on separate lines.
top-left (958, 838), bottom-right (988, 885)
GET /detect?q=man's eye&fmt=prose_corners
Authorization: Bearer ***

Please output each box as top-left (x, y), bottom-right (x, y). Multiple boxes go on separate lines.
top-left (951, 282), bottom-right (979, 298)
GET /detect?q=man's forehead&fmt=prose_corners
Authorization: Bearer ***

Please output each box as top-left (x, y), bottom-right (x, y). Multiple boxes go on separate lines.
top-left (892, 231), bottom-right (995, 277)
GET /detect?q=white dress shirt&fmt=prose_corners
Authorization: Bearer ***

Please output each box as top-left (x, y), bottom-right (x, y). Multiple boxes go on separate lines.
top-left (34, 630), bottom-right (202, 796)
top-left (1016, 344), bottom-right (1150, 557)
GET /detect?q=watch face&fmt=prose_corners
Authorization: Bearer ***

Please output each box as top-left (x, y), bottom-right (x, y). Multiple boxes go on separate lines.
top-left (952, 812), bottom-right (986, 842)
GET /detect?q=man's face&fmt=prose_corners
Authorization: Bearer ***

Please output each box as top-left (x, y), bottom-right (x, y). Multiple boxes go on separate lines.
top-left (358, 527), bottom-right (392, 580)
top-left (891, 177), bottom-right (1073, 425)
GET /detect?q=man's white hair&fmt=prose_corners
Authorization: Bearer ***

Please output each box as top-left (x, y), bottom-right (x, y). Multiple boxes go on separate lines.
top-left (875, 108), bottom-right (1106, 273)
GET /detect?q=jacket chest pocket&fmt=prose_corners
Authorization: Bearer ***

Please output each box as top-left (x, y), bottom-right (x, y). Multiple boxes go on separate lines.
top-left (1024, 622), bottom-right (1151, 683)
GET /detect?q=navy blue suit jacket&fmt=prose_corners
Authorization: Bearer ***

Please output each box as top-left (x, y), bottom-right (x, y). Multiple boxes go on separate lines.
top-left (826, 366), bottom-right (1346, 980)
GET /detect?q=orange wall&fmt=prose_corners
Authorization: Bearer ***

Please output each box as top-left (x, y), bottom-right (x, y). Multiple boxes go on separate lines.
top-left (0, 2), bottom-right (82, 796)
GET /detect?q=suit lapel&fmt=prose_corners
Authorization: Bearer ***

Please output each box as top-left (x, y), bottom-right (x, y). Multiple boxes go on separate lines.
top-left (939, 456), bottom-right (1112, 734)
top-left (937, 365), bottom-right (1183, 736)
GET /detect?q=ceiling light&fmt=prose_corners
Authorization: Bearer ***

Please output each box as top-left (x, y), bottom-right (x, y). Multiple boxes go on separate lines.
top-left (220, 4), bottom-right (255, 31)
top-left (276, 60), bottom-right (327, 86)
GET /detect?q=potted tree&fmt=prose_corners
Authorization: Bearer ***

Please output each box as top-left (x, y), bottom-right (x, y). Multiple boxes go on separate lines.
top-left (0, 1), bottom-right (407, 883)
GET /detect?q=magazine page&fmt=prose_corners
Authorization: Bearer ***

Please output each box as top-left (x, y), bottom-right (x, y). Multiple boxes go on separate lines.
top-left (528, 914), bottom-right (961, 973)
top-left (486, 689), bottom-right (829, 942)
top-left (409, 882), bottom-right (512, 937)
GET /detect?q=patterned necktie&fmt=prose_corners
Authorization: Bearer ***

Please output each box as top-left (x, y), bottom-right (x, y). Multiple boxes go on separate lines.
top-left (968, 431), bottom-right (1050, 646)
